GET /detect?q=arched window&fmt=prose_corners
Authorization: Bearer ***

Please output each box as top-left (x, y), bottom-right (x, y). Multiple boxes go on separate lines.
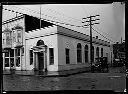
top-left (85, 45), bottom-right (88, 63)
top-left (77, 43), bottom-right (82, 63)
top-left (36, 40), bottom-right (44, 46)
top-left (92, 46), bottom-right (94, 62)
top-left (96, 47), bottom-right (99, 58)
top-left (101, 48), bottom-right (103, 57)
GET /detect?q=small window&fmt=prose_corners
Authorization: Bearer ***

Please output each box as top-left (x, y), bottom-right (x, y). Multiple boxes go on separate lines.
top-left (30, 50), bottom-right (33, 65)
top-left (85, 45), bottom-right (88, 63)
top-left (5, 58), bottom-right (9, 67)
top-left (92, 46), bottom-right (94, 62)
top-left (10, 49), bottom-right (14, 57)
top-left (5, 52), bottom-right (9, 57)
top-left (15, 48), bottom-right (20, 56)
top-left (65, 48), bottom-right (70, 64)
top-left (101, 48), bottom-right (103, 57)
top-left (96, 47), bottom-right (99, 58)
top-left (77, 43), bottom-right (82, 63)
top-left (49, 48), bottom-right (54, 65)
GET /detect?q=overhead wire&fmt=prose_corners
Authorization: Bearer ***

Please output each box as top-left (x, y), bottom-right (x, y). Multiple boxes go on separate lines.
top-left (91, 27), bottom-right (116, 43)
top-left (12, 5), bottom-right (80, 26)
top-left (3, 5), bottom-right (116, 43)
top-left (93, 25), bottom-right (118, 42)
top-left (2, 6), bottom-right (86, 28)
top-left (81, 5), bottom-right (117, 44)
top-left (33, 5), bottom-right (82, 23)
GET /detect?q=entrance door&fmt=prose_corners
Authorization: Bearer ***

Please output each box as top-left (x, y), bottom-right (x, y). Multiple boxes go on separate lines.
top-left (38, 52), bottom-right (44, 70)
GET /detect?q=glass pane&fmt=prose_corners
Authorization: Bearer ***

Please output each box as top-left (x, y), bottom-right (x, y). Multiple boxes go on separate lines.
top-left (10, 58), bottom-right (14, 67)
top-left (13, 31), bottom-right (16, 42)
top-left (30, 50), bottom-right (33, 65)
top-left (49, 48), bottom-right (54, 65)
top-left (10, 49), bottom-right (14, 57)
top-left (6, 33), bottom-right (11, 45)
top-left (5, 58), bottom-right (9, 67)
top-left (16, 48), bottom-right (20, 56)
top-left (85, 51), bottom-right (88, 62)
top-left (18, 49), bottom-right (20, 56)
top-left (16, 57), bottom-right (20, 67)
top-left (5, 52), bottom-right (9, 57)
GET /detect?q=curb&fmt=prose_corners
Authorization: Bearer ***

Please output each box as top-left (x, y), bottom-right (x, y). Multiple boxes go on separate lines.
top-left (3, 70), bottom-right (91, 77)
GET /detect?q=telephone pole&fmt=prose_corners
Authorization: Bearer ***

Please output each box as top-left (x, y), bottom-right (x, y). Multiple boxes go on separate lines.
top-left (40, 5), bottom-right (42, 29)
top-left (82, 15), bottom-right (100, 72)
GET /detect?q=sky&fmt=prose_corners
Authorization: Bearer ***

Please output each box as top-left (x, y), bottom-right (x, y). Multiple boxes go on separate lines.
top-left (2, 3), bottom-right (125, 44)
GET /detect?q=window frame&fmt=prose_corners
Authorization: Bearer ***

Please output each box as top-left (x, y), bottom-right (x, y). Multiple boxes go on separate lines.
top-left (49, 48), bottom-right (54, 65)
top-left (30, 50), bottom-right (33, 65)
top-left (101, 48), bottom-right (103, 57)
top-left (92, 46), bottom-right (94, 62)
top-left (77, 43), bottom-right (82, 63)
top-left (96, 47), bottom-right (99, 58)
top-left (85, 45), bottom-right (88, 63)
top-left (65, 48), bottom-right (70, 64)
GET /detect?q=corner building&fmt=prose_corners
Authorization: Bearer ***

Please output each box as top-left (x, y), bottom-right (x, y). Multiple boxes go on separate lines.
top-left (2, 15), bottom-right (113, 71)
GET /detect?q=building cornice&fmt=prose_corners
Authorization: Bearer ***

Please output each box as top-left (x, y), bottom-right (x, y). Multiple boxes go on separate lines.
top-left (57, 26), bottom-right (110, 47)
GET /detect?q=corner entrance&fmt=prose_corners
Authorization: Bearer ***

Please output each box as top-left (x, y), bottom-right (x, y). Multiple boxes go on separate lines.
top-left (32, 40), bottom-right (47, 71)
top-left (38, 52), bottom-right (44, 70)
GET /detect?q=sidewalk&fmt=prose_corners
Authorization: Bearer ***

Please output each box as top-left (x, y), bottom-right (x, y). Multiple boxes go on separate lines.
top-left (3, 67), bottom-right (91, 77)
top-left (3, 66), bottom-right (126, 77)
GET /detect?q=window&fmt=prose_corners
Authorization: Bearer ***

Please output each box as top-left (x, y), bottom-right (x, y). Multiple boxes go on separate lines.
top-left (13, 31), bottom-right (16, 42)
top-left (6, 33), bottom-right (11, 45)
top-left (10, 49), bottom-right (14, 67)
top-left (15, 48), bottom-right (20, 67)
top-left (10, 49), bottom-right (14, 57)
top-left (77, 43), bottom-right (82, 63)
top-left (65, 48), bottom-right (70, 64)
top-left (5, 52), bottom-right (9, 57)
top-left (96, 47), bottom-right (99, 58)
top-left (5, 58), bottom-right (9, 67)
top-left (92, 46), bottom-right (94, 62)
top-left (30, 50), bottom-right (33, 65)
top-left (4, 49), bottom-right (14, 67)
top-left (5, 52), bottom-right (9, 67)
top-left (85, 45), bottom-right (88, 63)
top-left (22, 47), bottom-right (24, 55)
top-left (17, 30), bottom-right (22, 43)
top-left (101, 48), bottom-right (103, 57)
top-left (49, 48), bottom-right (54, 65)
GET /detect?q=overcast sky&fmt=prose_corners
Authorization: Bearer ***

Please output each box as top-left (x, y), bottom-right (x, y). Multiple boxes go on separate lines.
top-left (3, 3), bottom-right (125, 44)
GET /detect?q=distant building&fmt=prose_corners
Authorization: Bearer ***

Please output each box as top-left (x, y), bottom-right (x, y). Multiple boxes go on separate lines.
top-left (2, 15), bottom-right (113, 71)
top-left (113, 42), bottom-right (125, 59)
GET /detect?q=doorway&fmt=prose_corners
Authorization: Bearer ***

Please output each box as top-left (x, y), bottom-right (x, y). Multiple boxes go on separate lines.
top-left (38, 52), bottom-right (44, 70)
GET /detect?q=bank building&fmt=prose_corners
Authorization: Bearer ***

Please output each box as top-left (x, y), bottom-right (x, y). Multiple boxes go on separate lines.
top-left (2, 15), bottom-right (113, 72)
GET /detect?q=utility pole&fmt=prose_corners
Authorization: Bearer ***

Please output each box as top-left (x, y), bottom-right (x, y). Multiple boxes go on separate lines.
top-left (40, 5), bottom-right (42, 29)
top-left (82, 15), bottom-right (100, 72)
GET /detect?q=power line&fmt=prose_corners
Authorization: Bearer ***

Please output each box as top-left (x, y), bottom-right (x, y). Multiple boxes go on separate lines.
top-left (91, 27), bottom-right (116, 43)
top-left (81, 5), bottom-right (116, 44)
top-left (93, 25), bottom-right (118, 42)
top-left (39, 5), bottom-right (82, 23)
top-left (12, 5), bottom-right (81, 26)
top-left (3, 6), bottom-right (84, 28)
top-left (3, 5), bottom-right (115, 44)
